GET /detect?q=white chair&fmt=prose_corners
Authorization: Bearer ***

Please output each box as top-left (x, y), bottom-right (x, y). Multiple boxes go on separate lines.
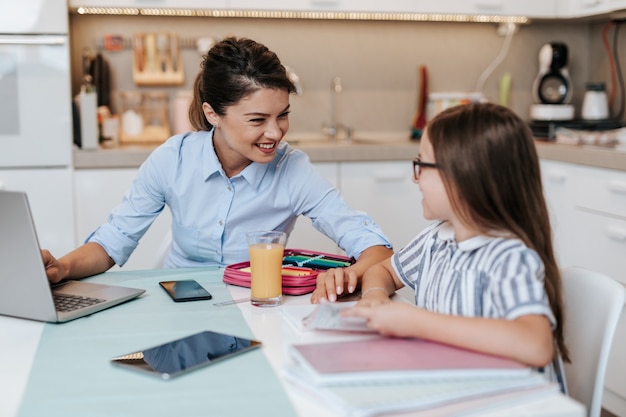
top-left (562, 266), bottom-right (625, 417)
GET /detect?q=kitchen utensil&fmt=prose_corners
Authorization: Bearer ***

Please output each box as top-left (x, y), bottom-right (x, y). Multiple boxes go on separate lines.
top-left (170, 33), bottom-right (179, 72)
top-left (499, 72), bottom-right (511, 107)
top-left (133, 33), bottom-right (144, 72)
top-left (411, 65), bottom-right (428, 139)
top-left (156, 33), bottom-right (169, 73)
top-left (144, 33), bottom-right (156, 73)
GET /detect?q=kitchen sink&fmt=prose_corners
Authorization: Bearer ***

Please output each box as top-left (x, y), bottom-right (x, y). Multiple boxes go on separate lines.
top-left (285, 132), bottom-right (414, 146)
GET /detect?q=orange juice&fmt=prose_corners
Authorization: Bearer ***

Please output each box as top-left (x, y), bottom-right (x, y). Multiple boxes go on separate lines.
top-left (249, 243), bottom-right (284, 304)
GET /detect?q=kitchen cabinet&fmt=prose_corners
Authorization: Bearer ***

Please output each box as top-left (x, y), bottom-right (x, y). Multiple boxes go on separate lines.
top-left (227, 0), bottom-right (557, 17)
top-left (287, 162), bottom-right (343, 255)
top-left (74, 168), bottom-right (171, 271)
top-left (541, 159), bottom-right (626, 279)
top-left (0, 168), bottom-right (75, 257)
top-left (557, 0), bottom-right (626, 17)
top-left (339, 161), bottom-right (430, 251)
top-left (228, 0), bottom-right (418, 13)
top-left (407, 0), bottom-right (558, 18)
top-left (567, 163), bottom-right (626, 283)
top-left (540, 159), bottom-right (626, 416)
top-left (69, 0), bottom-right (626, 18)
top-left (68, 0), bottom-right (227, 8)
top-left (540, 160), bottom-right (579, 267)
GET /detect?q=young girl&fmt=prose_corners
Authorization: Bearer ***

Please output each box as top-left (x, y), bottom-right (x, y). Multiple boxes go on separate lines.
top-left (42, 37), bottom-right (392, 288)
top-left (344, 102), bottom-right (569, 385)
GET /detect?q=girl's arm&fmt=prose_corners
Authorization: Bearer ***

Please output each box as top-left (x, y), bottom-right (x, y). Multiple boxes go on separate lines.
top-left (356, 256), bottom-right (404, 306)
top-left (345, 303), bottom-right (554, 367)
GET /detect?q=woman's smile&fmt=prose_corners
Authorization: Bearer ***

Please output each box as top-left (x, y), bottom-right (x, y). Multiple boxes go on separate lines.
top-left (256, 141), bottom-right (278, 153)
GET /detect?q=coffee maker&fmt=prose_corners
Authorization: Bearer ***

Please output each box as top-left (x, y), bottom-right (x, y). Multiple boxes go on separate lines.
top-left (530, 42), bottom-right (575, 121)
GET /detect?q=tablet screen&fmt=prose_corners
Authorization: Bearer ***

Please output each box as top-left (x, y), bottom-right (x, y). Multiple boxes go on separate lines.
top-left (111, 330), bottom-right (262, 379)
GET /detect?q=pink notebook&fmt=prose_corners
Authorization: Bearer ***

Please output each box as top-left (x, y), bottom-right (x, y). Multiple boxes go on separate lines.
top-left (289, 337), bottom-right (531, 385)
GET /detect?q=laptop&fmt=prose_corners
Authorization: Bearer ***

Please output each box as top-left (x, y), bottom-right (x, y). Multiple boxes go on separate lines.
top-left (0, 190), bottom-right (145, 323)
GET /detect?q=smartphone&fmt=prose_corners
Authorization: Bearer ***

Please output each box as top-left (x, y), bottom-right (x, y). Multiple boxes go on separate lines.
top-left (159, 280), bottom-right (212, 302)
top-left (111, 330), bottom-right (262, 379)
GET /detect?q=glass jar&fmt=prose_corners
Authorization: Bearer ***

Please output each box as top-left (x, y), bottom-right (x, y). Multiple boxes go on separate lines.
top-left (120, 91), bottom-right (144, 137)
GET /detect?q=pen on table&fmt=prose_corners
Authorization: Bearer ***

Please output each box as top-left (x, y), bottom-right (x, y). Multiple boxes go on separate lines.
top-left (283, 256), bottom-right (351, 267)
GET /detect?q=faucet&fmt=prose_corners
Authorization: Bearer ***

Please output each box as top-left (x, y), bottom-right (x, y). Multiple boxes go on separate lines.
top-left (323, 76), bottom-right (352, 142)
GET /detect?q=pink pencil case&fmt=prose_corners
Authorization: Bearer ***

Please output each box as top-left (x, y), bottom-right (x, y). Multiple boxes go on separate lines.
top-left (222, 248), bottom-right (354, 295)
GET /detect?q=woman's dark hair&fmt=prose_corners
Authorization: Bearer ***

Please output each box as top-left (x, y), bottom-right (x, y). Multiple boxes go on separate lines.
top-left (427, 102), bottom-right (569, 363)
top-left (189, 37), bottom-right (296, 131)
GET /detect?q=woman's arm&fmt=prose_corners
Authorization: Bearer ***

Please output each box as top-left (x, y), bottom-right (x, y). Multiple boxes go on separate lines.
top-left (42, 242), bottom-right (116, 284)
top-left (345, 303), bottom-right (554, 367)
top-left (310, 245), bottom-right (393, 303)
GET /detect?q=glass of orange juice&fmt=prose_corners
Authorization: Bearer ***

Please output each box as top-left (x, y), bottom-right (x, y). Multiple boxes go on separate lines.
top-left (246, 231), bottom-right (287, 307)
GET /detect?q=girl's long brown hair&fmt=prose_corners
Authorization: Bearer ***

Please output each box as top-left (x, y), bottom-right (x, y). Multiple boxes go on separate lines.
top-left (427, 102), bottom-right (569, 362)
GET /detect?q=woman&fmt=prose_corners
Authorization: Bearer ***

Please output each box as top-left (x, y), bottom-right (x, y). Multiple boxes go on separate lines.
top-left (42, 37), bottom-right (392, 299)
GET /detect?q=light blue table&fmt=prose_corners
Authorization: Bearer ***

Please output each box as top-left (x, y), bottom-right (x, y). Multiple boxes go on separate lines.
top-left (16, 268), bottom-right (296, 417)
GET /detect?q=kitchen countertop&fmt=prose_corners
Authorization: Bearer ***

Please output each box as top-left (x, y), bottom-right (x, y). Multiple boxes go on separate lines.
top-left (73, 139), bottom-right (626, 172)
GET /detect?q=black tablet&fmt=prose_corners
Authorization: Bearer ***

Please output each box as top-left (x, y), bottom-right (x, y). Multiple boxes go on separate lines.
top-left (111, 330), bottom-right (262, 379)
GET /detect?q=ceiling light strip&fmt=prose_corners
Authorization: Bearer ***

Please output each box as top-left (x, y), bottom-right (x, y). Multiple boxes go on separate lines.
top-left (72, 7), bottom-right (529, 24)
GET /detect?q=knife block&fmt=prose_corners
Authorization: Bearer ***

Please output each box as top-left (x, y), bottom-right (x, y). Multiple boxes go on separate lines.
top-left (133, 32), bottom-right (184, 86)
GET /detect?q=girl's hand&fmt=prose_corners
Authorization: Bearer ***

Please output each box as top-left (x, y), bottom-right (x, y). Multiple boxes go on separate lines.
top-left (343, 303), bottom-right (424, 337)
top-left (356, 287), bottom-right (391, 308)
top-left (310, 268), bottom-right (358, 304)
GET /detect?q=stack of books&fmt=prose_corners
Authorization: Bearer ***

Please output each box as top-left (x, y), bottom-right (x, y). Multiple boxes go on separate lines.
top-left (282, 336), bottom-right (556, 417)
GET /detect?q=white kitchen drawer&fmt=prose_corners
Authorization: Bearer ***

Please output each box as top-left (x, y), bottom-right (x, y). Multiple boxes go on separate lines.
top-left (574, 165), bottom-right (626, 218)
top-left (569, 209), bottom-right (626, 284)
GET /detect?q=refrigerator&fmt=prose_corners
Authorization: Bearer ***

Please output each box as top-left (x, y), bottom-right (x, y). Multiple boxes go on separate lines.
top-left (0, 0), bottom-right (76, 256)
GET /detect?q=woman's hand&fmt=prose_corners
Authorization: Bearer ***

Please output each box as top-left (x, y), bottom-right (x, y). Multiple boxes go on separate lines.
top-left (40, 242), bottom-right (115, 284)
top-left (310, 267), bottom-right (358, 303)
top-left (309, 246), bottom-right (393, 304)
top-left (41, 249), bottom-right (67, 284)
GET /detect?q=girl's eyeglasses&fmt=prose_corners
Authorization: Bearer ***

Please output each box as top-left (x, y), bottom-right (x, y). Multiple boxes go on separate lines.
top-left (412, 157), bottom-right (439, 180)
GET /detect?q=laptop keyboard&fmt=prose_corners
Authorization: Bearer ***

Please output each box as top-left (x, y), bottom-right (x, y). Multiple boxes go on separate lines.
top-left (53, 293), bottom-right (106, 312)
